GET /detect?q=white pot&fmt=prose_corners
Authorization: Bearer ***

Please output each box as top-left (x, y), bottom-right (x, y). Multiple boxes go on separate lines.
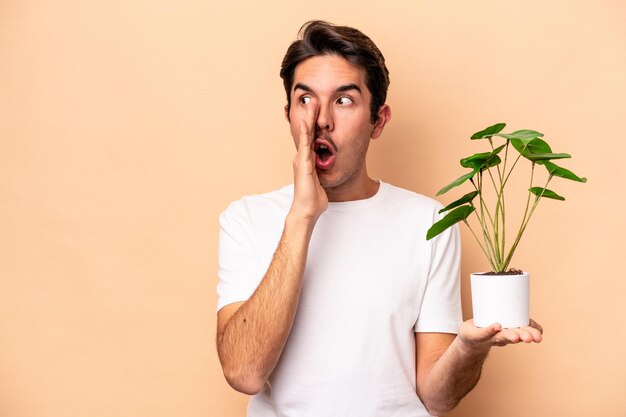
top-left (470, 272), bottom-right (530, 329)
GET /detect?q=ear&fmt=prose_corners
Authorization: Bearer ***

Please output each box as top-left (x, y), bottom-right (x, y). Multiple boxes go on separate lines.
top-left (370, 104), bottom-right (391, 140)
top-left (284, 104), bottom-right (290, 122)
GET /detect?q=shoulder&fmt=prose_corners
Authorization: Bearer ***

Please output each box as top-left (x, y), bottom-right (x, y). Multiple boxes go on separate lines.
top-left (379, 181), bottom-right (443, 220)
top-left (220, 184), bottom-right (293, 224)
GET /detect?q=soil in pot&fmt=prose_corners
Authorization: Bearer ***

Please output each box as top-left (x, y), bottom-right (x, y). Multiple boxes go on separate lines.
top-left (479, 268), bottom-right (523, 276)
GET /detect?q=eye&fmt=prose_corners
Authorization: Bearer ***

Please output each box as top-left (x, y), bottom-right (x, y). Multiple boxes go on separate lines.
top-left (299, 96), bottom-right (312, 105)
top-left (336, 96), bottom-right (353, 105)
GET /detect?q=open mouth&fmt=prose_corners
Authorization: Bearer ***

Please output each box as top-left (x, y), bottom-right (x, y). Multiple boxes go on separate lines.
top-left (314, 139), bottom-right (336, 170)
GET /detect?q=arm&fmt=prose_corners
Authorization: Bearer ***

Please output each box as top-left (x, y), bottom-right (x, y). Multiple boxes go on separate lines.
top-left (216, 217), bottom-right (313, 394)
top-left (216, 104), bottom-right (325, 395)
top-left (415, 319), bottom-right (544, 416)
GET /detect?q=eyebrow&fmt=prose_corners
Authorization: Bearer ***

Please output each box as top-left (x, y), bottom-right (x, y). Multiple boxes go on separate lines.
top-left (336, 83), bottom-right (361, 94)
top-left (293, 82), bottom-right (362, 94)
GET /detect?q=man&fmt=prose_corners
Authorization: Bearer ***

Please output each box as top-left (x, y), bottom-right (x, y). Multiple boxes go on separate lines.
top-left (216, 21), bottom-right (543, 416)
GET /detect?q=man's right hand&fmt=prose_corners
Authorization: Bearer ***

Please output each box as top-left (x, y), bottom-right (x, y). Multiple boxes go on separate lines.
top-left (289, 104), bottom-right (328, 223)
top-left (218, 105), bottom-right (326, 395)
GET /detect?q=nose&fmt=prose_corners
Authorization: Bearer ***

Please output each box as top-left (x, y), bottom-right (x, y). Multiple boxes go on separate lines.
top-left (316, 103), bottom-right (334, 132)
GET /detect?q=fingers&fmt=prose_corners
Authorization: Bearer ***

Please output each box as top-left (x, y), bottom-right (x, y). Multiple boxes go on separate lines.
top-left (295, 105), bottom-right (318, 174)
top-left (476, 322), bottom-right (502, 341)
top-left (298, 118), bottom-right (310, 153)
top-left (493, 329), bottom-right (522, 345)
top-left (459, 320), bottom-right (502, 344)
top-left (529, 318), bottom-right (544, 334)
top-left (468, 320), bottom-right (501, 335)
top-left (525, 319), bottom-right (543, 342)
top-left (465, 319), bottom-right (500, 331)
top-left (460, 318), bottom-right (544, 351)
top-left (510, 319), bottom-right (543, 343)
top-left (494, 326), bottom-right (542, 345)
top-left (298, 103), bottom-right (318, 152)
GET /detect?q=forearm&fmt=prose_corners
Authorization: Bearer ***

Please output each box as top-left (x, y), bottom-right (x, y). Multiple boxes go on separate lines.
top-left (217, 214), bottom-right (314, 393)
top-left (418, 337), bottom-right (490, 415)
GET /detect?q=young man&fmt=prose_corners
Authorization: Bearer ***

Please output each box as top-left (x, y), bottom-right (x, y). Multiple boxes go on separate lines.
top-left (216, 21), bottom-right (543, 416)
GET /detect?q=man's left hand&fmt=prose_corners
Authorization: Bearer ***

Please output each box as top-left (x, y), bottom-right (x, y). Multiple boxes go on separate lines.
top-left (457, 319), bottom-right (543, 354)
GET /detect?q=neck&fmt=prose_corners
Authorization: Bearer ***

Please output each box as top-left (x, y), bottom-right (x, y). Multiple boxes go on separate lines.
top-left (324, 176), bottom-right (380, 202)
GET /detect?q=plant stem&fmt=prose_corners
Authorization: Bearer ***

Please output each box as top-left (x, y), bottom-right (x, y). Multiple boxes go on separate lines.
top-left (502, 153), bottom-right (523, 189)
top-left (501, 140), bottom-right (510, 179)
top-left (487, 168), bottom-right (503, 265)
top-left (499, 141), bottom-right (510, 269)
top-left (471, 175), bottom-right (498, 269)
top-left (489, 137), bottom-right (504, 186)
top-left (471, 200), bottom-right (498, 269)
top-left (477, 173), bottom-right (490, 259)
top-left (473, 174), bottom-right (497, 235)
top-left (503, 162), bottom-right (535, 270)
top-left (500, 183), bottom-right (506, 269)
top-left (463, 219), bottom-right (497, 272)
top-left (503, 171), bottom-right (554, 270)
top-left (487, 168), bottom-right (500, 198)
top-left (521, 162), bottom-right (536, 235)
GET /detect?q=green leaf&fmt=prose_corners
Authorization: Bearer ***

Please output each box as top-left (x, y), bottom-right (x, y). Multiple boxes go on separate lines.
top-left (436, 170), bottom-right (478, 196)
top-left (529, 187), bottom-right (565, 201)
top-left (511, 138), bottom-right (571, 162)
top-left (427, 205), bottom-right (475, 240)
top-left (460, 144), bottom-right (506, 170)
top-left (471, 123), bottom-right (506, 140)
top-left (461, 155), bottom-right (502, 170)
top-left (439, 191), bottom-right (479, 213)
top-left (543, 161), bottom-right (587, 182)
top-left (511, 137), bottom-right (550, 154)
top-left (496, 129), bottom-right (544, 140)
top-left (527, 152), bottom-right (571, 161)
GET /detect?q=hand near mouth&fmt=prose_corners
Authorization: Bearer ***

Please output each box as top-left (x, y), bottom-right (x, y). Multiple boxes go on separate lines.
top-left (289, 104), bottom-right (328, 223)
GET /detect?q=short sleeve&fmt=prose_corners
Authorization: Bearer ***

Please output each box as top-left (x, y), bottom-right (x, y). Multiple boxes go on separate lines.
top-left (414, 217), bottom-right (463, 334)
top-left (216, 200), bottom-right (263, 312)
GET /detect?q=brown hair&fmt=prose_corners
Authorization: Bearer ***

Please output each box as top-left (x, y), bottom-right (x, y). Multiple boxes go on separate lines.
top-left (280, 20), bottom-right (390, 124)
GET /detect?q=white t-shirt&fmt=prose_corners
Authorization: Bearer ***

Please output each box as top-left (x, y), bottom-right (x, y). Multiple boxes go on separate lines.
top-left (217, 181), bottom-right (462, 417)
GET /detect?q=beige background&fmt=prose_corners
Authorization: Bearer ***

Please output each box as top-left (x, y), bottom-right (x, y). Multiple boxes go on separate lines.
top-left (1, 1), bottom-right (625, 416)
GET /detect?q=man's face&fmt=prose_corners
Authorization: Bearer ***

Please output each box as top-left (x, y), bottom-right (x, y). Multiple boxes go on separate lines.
top-left (287, 54), bottom-right (387, 193)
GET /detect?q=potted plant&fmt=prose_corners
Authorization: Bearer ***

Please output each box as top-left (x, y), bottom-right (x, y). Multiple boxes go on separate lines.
top-left (426, 123), bottom-right (586, 328)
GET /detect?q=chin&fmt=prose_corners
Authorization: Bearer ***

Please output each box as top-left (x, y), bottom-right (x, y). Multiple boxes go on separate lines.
top-left (318, 165), bottom-right (363, 190)
top-left (318, 174), bottom-right (345, 191)
top-left (318, 178), bottom-right (334, 190)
